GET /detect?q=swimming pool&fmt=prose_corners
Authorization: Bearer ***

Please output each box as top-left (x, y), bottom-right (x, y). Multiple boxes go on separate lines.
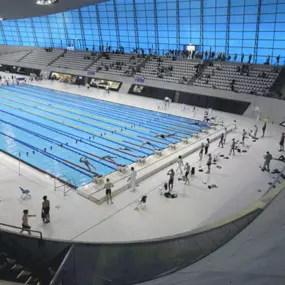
top-left (0, 84), bottom-right (209, 187)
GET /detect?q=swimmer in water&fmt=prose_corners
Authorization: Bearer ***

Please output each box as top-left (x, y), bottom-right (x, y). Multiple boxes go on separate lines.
top-left (155, 133), bottom-right (176, 140)
top-left (118, 146), bottom-right (133, 151)
top-left (80, 157), bottom-right (96, 172)
top-left (141, 141), bottom-right (160, 150)
top-left (100, 155), bottom-right (118, 164)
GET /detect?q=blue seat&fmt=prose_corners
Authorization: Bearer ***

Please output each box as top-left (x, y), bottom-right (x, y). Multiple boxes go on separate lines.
top-left (19, 187), bottom-right (31, 200)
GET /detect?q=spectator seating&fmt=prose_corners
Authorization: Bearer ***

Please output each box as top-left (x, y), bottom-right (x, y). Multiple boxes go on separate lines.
top-left (50, 50), bottom-right (95, 70)
top-left (136, 56), bottom-right (197, 84)
top-left (0, 50), bottom-right (32, 63)
top-left (20, 49), bottom-right (62, 66)
top-left (87, 53), bottom-right (144, 76)
top-left (193, 63), bottom-right (280, 95)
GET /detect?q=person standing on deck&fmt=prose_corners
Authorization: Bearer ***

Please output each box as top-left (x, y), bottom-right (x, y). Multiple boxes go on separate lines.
top-left (176, 156), bottom-right (184, 176)
top-left (262, 122), bottom-right (267, 138)
top-left (204, 138), bottom-right (210, 155)
top-left (184, 162), bottom-right (190, 185)
top-left (242, 129), bottom-right (247, 146)
top-left (206, 154), bottom-right (212, 174)
top-left (104, 178), bottom-right (114, 204)
top-left (218, 133), bottom-right (224, 148)
top-left (262, 151), bottom-right (272, 172)
top-left (253, 125), bottom-right (258, 138)
top-left (128, 167), bottom-right (137, 192)
top-left (199, 143), bottom-right (204, 161)
top-left (167, 169), bottom-right (175, 192)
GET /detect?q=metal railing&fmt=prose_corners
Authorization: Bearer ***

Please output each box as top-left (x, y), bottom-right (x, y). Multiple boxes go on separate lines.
top-left (0, 223), bottom-right (43, 239)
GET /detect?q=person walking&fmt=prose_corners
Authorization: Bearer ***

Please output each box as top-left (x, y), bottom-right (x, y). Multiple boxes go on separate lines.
top-left (253, 125), bottom-right (258, 138)
top-left (223, 128), bottom-right (227, 144)
top-left (262, 151), bottom-right (272, 172)
top-left (128, 167), bottom-right (137, 192)
top-left (233, 120), bottom-right (237, 130)
top-left (218, 133), bottom-right (224, 148)
top-left (242, 129), bottom-right (247, 146)
top-left (20, 210), bottom-right (34, 235)
top-left (167, 169), bottom-right (175, 192)
top-left (229, 138), bottom-right (236, 155)
top-left (42, 196), bottom-right (50, 223)
top-left (199, 143), bottom-right (204, 161)
top-left (104, 178), bottom-right (114, 204)
top-left (206, 154), bottom-right (212, 174)
top-left (262, 122), bottom-right (267, 138)
top-left (204, 138), bottom-right (210, 155)
top-left (176, 155), bottom-right (184, 176)
top-left (279, 133), bottom-right (285, 151)
top-left (184, 162), bottom-right (190, 185)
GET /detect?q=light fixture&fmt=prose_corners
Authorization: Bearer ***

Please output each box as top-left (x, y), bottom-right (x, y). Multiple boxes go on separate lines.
top-left (36, 0), bottom-right (58, 5)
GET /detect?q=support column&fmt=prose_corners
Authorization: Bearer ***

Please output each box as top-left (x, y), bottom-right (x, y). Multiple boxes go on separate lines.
top-left (45, 16), bottom-right (54, 47)
top-left (200, 0), bottom-right (204, 51)
top-left (225, 0), bottom-right (231, 56)
top-left (132, 0), bottom-right (139, 49)
top-left (78, 9), bottom-right (87, 50)
top-left (253, 0), bottom-right (261, 64)
top-left (30, 18), bottom-right (39, 47)
top-left (95, 5), bottom-right (103, 49)
top-left (113, 0), bottom-right (121, 49)
top-left (0, 22), bottom-right (7, 45)
top-left (153, 0), bottom-right (159, 53)
top-left (176, 0), bottom-right (180, 50)
top-left (15, 21), bottom-right (23, 46)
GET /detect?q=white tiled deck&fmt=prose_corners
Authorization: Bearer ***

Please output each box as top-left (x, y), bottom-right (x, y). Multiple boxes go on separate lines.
top-left (0, 76), bottom-right (284, 243)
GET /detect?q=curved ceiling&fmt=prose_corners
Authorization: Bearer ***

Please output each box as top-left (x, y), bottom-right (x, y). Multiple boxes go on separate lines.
top-left (0, 0), bottom-right (105, 19)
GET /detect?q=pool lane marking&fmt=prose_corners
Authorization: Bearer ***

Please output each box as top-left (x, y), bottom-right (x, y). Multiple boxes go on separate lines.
top-left (3, 88), bottom-right (196, 134)
top-left (0, 104), bottom-right (151, 156)
top-left (1, 110), bottom-right (145, 159)
top-left (0, 131), bottom-right (95, 178)
top-left (0, 90), bottom-right (149, 133)
top-left (0, 100), bottom-right (122, 142)
top-left (0, 118), bottom-right (121, 169)
top-left (0, 94), bottom-right (154, 142)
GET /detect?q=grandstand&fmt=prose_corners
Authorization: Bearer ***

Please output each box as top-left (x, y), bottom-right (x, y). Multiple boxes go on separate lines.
top-left (0, 0), bottom-right (285, 285)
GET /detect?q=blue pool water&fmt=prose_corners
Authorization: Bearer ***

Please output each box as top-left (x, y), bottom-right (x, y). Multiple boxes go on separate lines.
top-left (0, 85), bottom-right (209, 187)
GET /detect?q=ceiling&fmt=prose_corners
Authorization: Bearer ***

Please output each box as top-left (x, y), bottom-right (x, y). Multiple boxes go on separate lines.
top-left (0, 0), bottom-right (105, 19)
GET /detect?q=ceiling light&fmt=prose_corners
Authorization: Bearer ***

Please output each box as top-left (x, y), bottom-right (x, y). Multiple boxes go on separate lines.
top-left (36, 0), bottom-right (58, 5)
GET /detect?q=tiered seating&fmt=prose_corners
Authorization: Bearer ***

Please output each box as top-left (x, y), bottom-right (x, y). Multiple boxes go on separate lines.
top-left (20, 49), bottom-right (62, 66)
top-left (0, 50), bottom-right (32, 63)
top-left (136, 56), bottom-right (197, 84)
top-left (50, 50), bottom-right (95, 70)
top-left (0, 252), bottom-right (40, 284)
top-left (87, 53), bottom-right (143, 76)
top-left (193, 63), bottom-right (279, 95)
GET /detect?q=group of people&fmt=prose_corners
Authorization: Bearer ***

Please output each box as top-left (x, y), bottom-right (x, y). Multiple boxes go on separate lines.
top-left (20, 196), bottom-right (50, 235)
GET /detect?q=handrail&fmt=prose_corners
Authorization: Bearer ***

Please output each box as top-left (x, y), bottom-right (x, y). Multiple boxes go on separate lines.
top-left (0, 223), bottom-right (43, 239)
top-left (49, 244), bottom-right (75, 285)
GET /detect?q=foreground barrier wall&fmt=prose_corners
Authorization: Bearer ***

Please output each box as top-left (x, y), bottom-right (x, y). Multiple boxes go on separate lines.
top-left (0, 209), bottom-right (261, 285)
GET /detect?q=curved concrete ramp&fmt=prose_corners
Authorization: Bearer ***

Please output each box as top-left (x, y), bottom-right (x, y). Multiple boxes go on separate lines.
top-left (137, 187), bottom-right (285, 285)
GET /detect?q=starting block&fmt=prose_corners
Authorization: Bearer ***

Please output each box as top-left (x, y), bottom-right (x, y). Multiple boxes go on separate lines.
top-left (137, 157), bottom-right (146, 165)
top-left (182, 138), bottom-right (189, 144)
top-left (210, 125), bottom-right (217, 130)
top-left (202, 129), bottom-right (209, 134)
top-left (155, 150), bottom-right (162, 157)
top-left (118, 165), bottom-right (128, 174)
top-left (93, 175), bottom-right (104, 185)
top-left (192, 133), bottom-right (199, 138)
top-left (169, 144), bottom-right (176, 150)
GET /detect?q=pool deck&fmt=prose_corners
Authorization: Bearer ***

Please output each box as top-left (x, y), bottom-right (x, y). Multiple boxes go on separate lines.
top-left (0, 76), bottom-right (284, 243)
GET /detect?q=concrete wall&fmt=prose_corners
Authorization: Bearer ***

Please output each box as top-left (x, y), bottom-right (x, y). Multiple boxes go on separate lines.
top-left (0, 209), bottom-right (260, 285)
